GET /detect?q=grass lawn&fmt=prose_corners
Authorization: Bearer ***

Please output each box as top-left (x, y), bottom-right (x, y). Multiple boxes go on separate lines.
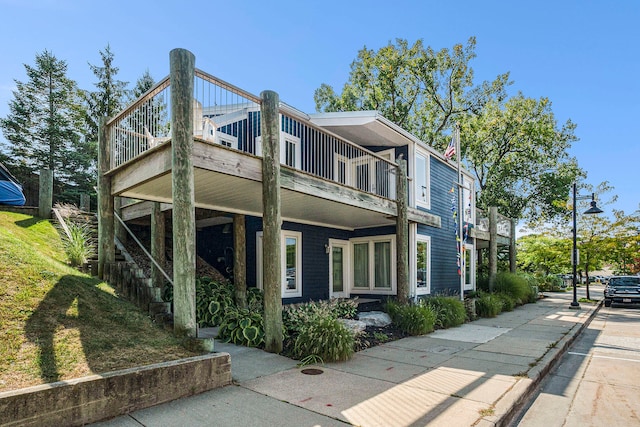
top-left (0, 211), bottom-right (199, 392)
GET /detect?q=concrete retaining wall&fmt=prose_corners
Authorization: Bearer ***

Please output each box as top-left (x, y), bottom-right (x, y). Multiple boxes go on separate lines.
top-left (0, 352), bottom-right (231, 426)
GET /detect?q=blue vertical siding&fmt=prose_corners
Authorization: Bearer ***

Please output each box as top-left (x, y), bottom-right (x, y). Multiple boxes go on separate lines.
top-left (415, 156), bottom-right (463, 296)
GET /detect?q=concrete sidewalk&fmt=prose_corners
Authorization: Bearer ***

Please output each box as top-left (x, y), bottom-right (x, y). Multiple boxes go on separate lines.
top-left (94, 291), bottom-right (601, 427)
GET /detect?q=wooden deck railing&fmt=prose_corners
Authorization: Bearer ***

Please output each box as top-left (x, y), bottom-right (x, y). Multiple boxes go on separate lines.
top-left (106, 69), bottom-right (397, 200)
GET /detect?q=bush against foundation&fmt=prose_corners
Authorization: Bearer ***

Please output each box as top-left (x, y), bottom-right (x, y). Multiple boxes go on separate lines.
top-left (494, 272), bottom-right (535, 305)
top-left (293, 317), bottom-right (354, 362)
top-left (475, 293), bottom-right (503, 318)
top-left (217, 307), bottom-right (265, 347)
top-left (386, 300), bottom-right (436, 336)
top-left (424, 296), bottom-right (467, 329)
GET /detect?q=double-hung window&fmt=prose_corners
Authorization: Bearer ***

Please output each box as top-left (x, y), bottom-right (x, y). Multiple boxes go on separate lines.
top-left (256, 230), bottom-right (303, 298)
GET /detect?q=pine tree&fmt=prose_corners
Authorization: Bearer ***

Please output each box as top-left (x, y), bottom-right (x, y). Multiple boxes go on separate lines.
top-left (130, 69), bottom-right (155, 100)
top-left (0, 50), bottom-right (84, 202)
top-left (76, 45), bottom-right (128, 205)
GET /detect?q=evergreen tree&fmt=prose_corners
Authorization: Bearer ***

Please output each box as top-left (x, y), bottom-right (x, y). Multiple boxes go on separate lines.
top-left (76, 45), bottom-right (128, 204)
top-left (0, 50), bottom-right (84, 202)
top-left (130, 69), bottom-right (155, 100)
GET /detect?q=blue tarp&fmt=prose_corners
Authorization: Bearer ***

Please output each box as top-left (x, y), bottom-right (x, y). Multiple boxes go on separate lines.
top-left (0, 163), bottom-right (26, 206)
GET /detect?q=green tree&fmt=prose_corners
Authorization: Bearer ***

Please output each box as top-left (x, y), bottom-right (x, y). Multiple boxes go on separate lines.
top-left (0, 50), bottom-right (85, 201)
top-left (517, 234), bottom-right (570, 275)
top-left (130, 69), bottom-right (155, 100)
top-left (314, 37), bottom-right (511, 150)
top-left (76, 45), bottom-right (128, 202)
top-left (461, 94), bottom-right (582, 223)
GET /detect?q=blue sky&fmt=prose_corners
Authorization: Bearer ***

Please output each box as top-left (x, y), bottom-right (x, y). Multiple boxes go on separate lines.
top-left (0, 0), bottom-right (638, 216)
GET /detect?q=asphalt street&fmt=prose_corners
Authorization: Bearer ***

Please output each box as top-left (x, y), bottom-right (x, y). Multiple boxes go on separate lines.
top-left (514, 284), bottom-right (640, 426)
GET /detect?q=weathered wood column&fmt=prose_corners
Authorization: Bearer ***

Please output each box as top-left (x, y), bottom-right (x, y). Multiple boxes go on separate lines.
top-left (488, 206), bottom-right (498, 292)
top-left (97, 117), bottom-right (115, 280)
top-left (509, 217), bottom-right (517, 273)
top-left (114, 197), bottom-right (127, 243)
top-left (151, 202), bottom-right (166, 291)
top-left (234, 214), bottom-right (247, 309)
top-left (170, 48), bottom-right (197, 338)
top-left (395, 156), bottom-right (409, 303)
top-left (261, 90), bottom-right (283, 353)
top-left (38, 169), bottom-right (53, 218)
top-left (80, 193), bottom-right (90, 212)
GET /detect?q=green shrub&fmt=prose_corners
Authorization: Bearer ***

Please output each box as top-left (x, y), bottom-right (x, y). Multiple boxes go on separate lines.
top-left (539, 274), bottom-right (565, 292)
top-left (496, 292), bottom-right (516, 312)
top-left (293, 317), bottom-right (354, 362)
top-left (217, 307), bottom-right (265, 347)
top-left (283, 298), bottom-right (357, 335)
top-left (247, 287), bottom-right (264, 311)
top-left (386, 300), bottom-right (436, 336)
top-left (494, 272), bottom-right (534, 304)
top-left (425, 296), bottom-right (466, 328)
top-left (475, 293), bottom-right (503, 318)
top-left (164, 278), bottom-right (239, 327)
top-left (61, 222), bottom-right (95, 267)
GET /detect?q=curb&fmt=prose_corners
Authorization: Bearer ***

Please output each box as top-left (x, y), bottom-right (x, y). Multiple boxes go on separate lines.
top-left (480, 299), bottom-right (602, 427)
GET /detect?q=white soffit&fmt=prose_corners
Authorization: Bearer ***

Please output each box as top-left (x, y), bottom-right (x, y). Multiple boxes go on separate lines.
top-left (309, 111), bottom-right (411, 147)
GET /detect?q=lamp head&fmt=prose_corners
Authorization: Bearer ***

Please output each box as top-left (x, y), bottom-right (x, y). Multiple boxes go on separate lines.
top-left (584, 199), bottom-right (603, 215)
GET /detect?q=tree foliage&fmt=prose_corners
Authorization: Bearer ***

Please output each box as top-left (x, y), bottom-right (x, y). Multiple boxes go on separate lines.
top-left (0, 50), bottom-right (85, 201)
top-left (461, 94), bottom-right (582, 221)
top-left (518, 182), bottom-right (640, 279)
top-left (314, 37), bottom-right (511, 150)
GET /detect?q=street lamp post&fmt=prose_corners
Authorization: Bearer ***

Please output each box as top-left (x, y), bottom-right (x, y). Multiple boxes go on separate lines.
top-left (570, 183), bottom-right (603, 309)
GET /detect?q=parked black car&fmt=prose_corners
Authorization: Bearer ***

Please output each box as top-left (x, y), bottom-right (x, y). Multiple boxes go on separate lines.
top-left (603, 276), bottom-right (640, 307)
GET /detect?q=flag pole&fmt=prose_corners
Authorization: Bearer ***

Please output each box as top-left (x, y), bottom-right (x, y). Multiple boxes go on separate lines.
top-left (456, 122), bottom-right (464, 301)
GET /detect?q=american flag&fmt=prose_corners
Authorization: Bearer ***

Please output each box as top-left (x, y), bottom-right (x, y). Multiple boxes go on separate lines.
top-left (444, 135), bottom-right (456, 160)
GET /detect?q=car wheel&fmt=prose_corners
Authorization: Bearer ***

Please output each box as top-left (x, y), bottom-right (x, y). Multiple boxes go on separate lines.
top-left (604, 300), bottom-right (612, 307)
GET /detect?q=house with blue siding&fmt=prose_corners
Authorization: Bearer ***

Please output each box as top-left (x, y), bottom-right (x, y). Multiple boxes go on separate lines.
top-left (105, 57), bottom-right (480, 309)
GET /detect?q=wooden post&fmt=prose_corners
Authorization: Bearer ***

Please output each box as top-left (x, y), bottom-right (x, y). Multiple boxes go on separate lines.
top-left (114, 197), bottom-right (127, 243)
top-left (38, 169), bottom-right (53, 218)
top-left (489, 206), bottom-right (498, 292)
top-left (151, 202), bottom-right (166, 292)
top-left (170, 48), bottom-right (197, 338)
top-left (261, 90), bottom-right (283, 354)
top-left (97, 117), bottom-right (115, 280)
top-left (234, 214), bottom-right (247, 309)
top-left (395, 156), bottom-right (409, 304)
top-left (80, 193), bottom-right (90, 212)
top-left (509, 217), bottom-right (517, 273)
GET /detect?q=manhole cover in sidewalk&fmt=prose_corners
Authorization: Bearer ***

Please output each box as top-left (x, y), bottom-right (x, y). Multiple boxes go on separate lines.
top-left (301, 368), bottom-right (324, 375)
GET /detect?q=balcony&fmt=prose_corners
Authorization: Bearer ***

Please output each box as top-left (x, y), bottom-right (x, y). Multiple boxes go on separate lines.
top-left (105, 70), bottom-right (404, 230)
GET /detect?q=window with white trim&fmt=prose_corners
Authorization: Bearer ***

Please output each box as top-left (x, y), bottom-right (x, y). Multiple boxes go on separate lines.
top-left (256, 230), bottom-right (303, 298)
top-left (415, 148), bottom-right (430, 209)
top-left (351, 235), bottom-right (396, 293)
top-left (216, 132), bottom-right (238, 149)
top-left (281, 133), bottom-right (301, 169)
top-left (416, 235), bottom-right (431, 294)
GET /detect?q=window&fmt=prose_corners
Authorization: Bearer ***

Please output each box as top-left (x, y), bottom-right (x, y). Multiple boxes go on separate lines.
top-left (334, 149), bottom-right (395, 198)
top-left (216, 132), bottom-right (238, 149)
top-left (416, 236), bottom-right (431, 294)
top-left (256, 230), bottom-right (303, 298)
top-left (351, 235), bottom-right (396, 293)
top-left (415, 149), bottom-right (430, 208)
top-left (464, 244), bottom-right (474, 291)
top-left (281, 133), bottom-right (301, 169)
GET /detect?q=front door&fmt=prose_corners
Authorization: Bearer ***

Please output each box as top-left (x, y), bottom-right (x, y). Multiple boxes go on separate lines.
top-left (329, 239), bottom-right (349, 298)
